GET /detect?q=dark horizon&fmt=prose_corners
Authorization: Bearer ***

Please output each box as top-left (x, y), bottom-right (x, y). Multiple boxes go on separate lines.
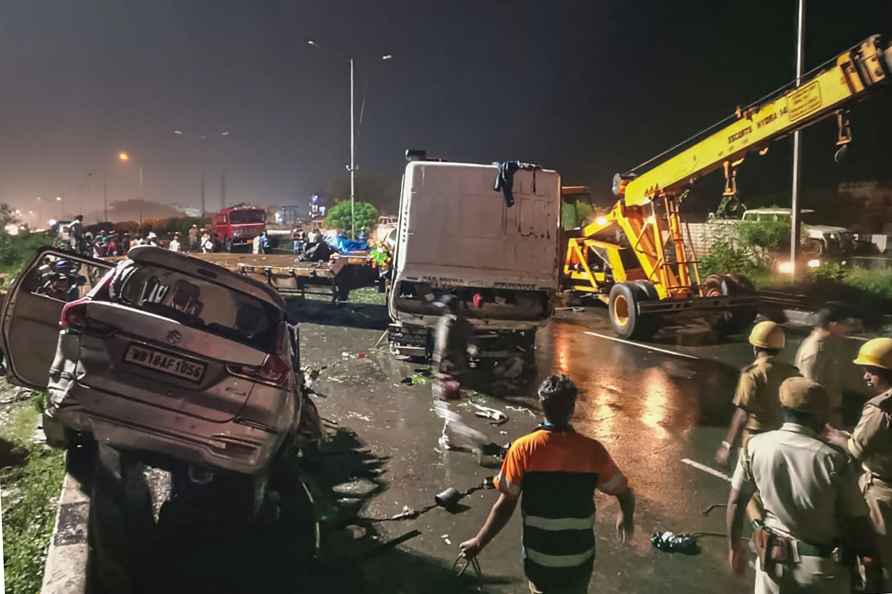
top-left (2, 0), bottom-right (892, 223)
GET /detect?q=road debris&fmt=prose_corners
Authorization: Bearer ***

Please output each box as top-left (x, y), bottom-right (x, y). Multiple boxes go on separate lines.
top-left (504, 404), bottom-right (537, 418)
top-left (650, 530), bottom-right (727, 555)
top-left (441, 534), bottom-right (452, 545)
top-left (360, 529), bottom-right (422, 561)
top-left (401, 368), bottom-right (432, 386)
top-left (650, 531), bottom-right (701, 555)
top-left (680, 458), bottom-right (732, 482)
top-left (469, 402), bottom-right (508, 425)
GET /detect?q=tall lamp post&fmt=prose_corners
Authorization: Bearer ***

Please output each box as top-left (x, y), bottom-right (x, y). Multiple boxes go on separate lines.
top-left (307, 40), bottom-right (392, 238)
top-left (117, 151), bottom-right (144, 223)
top-left (789, 0), bottom-right (806, 280)
top-left (173, 129), bottom-right (230, 217)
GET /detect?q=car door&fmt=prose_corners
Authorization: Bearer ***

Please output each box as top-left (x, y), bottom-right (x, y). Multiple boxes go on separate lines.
top-left (1, 247), bottom-right (113, 389)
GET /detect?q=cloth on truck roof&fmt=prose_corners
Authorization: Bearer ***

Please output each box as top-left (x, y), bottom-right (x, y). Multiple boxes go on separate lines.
top-left (493, 161), bottom-right (541, 208)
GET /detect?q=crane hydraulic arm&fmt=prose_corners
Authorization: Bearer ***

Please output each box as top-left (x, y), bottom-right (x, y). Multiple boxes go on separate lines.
top-left (564, 34), bottom-right (892, 339)
top-left (615, 34), bottom-right (892, 207)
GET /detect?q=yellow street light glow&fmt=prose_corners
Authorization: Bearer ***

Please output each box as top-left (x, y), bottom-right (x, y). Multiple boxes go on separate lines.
top-left (118, 152), bottom-right (130, 162)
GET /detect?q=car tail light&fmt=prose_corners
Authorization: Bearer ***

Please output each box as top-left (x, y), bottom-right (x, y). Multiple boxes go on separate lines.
top-left (60, 298), bottom-right (88, 329)
top-left (229, 354), bottom-right (290, 387)
top-left (60, 298), bottom-right (115, 335)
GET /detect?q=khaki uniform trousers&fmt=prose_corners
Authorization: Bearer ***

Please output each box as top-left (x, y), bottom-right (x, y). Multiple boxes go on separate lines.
top-left (861, 473), bottom-right (892, 590)
top-left (754, 555), bottom-right (849, 594)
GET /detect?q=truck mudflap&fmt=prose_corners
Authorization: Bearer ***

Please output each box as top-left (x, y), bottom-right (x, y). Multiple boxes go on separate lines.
top-left (638, 294), bottom-right (759, 315)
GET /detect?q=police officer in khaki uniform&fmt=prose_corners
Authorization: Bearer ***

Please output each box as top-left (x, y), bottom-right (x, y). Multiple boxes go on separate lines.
top-left (715, 321), bottom-right (800, 468)
top-left (827, 337), bottom-right (892, 590)
top-left (795, 307), bottom-right (849, 428)
top-left (726, 377), bottom-right (875, 594)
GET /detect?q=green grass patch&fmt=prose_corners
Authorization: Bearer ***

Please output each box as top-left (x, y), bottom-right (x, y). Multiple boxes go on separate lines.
top-left (1, 392), bottom-right (66, 594)
top-left (4, 403), bottom-right (40, 445)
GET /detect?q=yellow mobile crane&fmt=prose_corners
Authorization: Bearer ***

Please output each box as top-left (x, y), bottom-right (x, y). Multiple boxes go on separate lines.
top-left (564, 34), bottom-right (892, 339)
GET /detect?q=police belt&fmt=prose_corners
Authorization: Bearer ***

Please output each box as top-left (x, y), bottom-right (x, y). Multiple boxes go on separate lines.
top-left (753, 525), bottom-right (835, 569)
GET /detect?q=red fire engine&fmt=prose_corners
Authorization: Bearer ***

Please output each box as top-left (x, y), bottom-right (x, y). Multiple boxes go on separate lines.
top-left (211, 203), bottom-right (267, 251)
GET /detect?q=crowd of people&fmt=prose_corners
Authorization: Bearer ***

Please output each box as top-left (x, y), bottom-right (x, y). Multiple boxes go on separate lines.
top-left (62, 218), bottom-right (237, 257)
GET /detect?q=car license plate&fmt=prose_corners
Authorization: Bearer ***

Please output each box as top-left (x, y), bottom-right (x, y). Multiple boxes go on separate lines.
top-left (123, 344), bottom-right (206, 383)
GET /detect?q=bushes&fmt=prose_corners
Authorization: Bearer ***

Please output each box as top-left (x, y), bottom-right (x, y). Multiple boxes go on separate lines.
top-left (0, 231), bottom-right (51, 279)
top-left (840, 267), bottom-right (892, 302)
top-left (698, 237), bottom-right (761, 278)
top-left (737, 219), bottom-right (791, 252)
top-left (324, 201), bottom-right (378, 234)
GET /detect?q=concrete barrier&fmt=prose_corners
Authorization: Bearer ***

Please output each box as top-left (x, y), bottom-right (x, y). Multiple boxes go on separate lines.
top-left (40, 446), bottom-right (93, 594)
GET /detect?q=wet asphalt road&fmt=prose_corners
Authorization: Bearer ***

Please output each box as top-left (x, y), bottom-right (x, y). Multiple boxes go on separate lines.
top-left (281, 300), bottom-right (872, 594)
top-left (132, 298), bottom-right (873, 594)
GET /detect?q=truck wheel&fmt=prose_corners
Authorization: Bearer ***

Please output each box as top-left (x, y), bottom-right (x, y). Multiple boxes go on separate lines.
top-left (709, 273), bottom-right (757, 336)
top-left (608, 283), bottom-right (655, 340)
top-left (224, 239), bottom-right (233, 252)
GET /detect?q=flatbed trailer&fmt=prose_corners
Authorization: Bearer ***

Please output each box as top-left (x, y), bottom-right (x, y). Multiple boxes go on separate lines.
top-left (105, 252), bottom-right (378, 302)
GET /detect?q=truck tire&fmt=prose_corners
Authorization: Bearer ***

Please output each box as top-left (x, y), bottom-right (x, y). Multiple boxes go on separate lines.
top-left (707, 273), bottom-right (757, 336)
top-left (608, 283), bottom-right (656, 340)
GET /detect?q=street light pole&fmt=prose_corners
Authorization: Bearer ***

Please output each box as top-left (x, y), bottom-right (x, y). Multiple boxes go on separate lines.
top-left (789, 0), bottom-right (806, 280)
top-left (173, 129), bottom-right (228, 217)
top-left (103, 169), bottom-right (108, 222)
top-left (349, 57), bottom-right (356, 239)
top-left (308, 41), bottom-right (391, 239)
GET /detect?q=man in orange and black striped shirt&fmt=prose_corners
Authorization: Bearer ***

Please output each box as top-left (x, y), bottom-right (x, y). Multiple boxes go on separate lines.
top-left (460, 375), bottom-right (636, 594)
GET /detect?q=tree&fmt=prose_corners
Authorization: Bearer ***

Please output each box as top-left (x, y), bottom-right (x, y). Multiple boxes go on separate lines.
top-left (324, 201), bottom-right (379, 234)
top-left (0, 203), bottom-right (17, 229)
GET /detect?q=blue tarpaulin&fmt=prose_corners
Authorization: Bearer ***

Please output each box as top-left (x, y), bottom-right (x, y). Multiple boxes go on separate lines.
top-left (327, 235), bottom-right (369, 253)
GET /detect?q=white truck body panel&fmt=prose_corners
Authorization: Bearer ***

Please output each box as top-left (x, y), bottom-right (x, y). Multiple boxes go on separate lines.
top-left (390, 161), bottom-right (560, 333)
top-left (394, 161), bottom-right (559, 291)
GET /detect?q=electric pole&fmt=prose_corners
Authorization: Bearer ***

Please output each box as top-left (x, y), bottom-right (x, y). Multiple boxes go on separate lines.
top-left (789, 0), bottom-right (806, 280)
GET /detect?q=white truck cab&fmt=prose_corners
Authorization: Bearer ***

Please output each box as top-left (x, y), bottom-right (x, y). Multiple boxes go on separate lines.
top-left (387, 158), bottom-right (560, 361)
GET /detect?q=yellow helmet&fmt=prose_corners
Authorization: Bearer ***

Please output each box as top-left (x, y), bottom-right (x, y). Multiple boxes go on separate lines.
top-left (749, 320), bottom-right (785, 350)
top-left (853, 338), bottom-right (892, 370)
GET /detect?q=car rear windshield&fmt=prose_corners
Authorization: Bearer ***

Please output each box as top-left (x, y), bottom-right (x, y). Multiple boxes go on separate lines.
top-left (102, 262), bottom-right (281, 352)
top-left (229, 210), bottom-right (265, 224)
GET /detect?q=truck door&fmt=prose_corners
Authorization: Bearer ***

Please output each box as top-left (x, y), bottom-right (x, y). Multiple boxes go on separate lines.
top-left (1, 248), bottom-right (113, 389)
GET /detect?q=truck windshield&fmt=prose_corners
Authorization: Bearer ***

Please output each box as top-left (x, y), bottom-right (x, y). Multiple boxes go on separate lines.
top-left (229, 210), bottom-right (265, 225)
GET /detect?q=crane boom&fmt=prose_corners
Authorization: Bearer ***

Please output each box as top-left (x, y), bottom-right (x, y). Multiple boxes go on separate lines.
top-left (616, 34), bottom-right (892, 207)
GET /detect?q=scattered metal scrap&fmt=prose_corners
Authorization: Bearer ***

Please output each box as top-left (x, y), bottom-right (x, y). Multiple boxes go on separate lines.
top-left (469, 402), bottom-right (508, 425)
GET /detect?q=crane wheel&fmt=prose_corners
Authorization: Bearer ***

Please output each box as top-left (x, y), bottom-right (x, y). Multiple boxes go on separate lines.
top-left (608, 283), bottom-right (656, 340)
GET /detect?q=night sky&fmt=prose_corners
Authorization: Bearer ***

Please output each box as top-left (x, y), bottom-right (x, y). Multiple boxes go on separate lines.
top-left (2, 1), bottom-right (891, 222)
